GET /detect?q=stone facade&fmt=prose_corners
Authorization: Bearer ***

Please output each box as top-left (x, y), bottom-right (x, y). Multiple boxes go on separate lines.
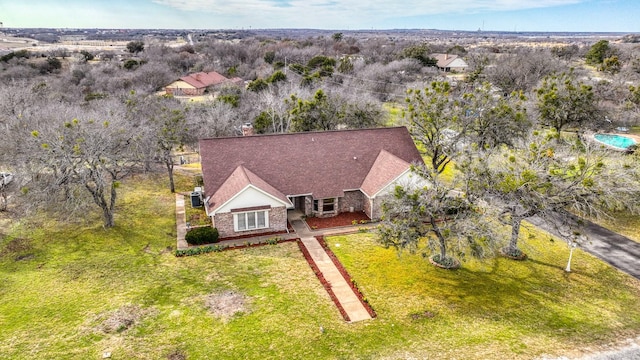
top-left (213, 206), bottom-right (288, 239)
top-left (304, 196), bottom-right (314, 216)
top-left (368, 194), bottom-right (391, 220)
top-left (339, 190), bottom-right (364, 213)
top-left (363, 197), bottom-right (373, 219)
top-left (305, 191), bottom-right (366, 218)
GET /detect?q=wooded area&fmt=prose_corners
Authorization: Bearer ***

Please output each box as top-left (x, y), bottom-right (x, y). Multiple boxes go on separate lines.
top-left (0, 32), bottom-right (639, 238)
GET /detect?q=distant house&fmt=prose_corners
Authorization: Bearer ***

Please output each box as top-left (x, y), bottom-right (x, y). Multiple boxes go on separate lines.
top-left (431, 54), bottom-right (468, 72)
top-left (164, 71), bottom-right (243, 96)
top-left (199, 127), bottom-right (424, 238)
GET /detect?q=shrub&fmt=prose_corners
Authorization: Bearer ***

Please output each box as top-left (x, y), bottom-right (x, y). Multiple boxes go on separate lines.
top-left (194, 175), bottom-right (204, 187)
top-left (265, 237), bottom-right (280, 245)
top-left (175, 244), bottom-right (226, 257)
top-left (123, 59), bottom-right (139, 70)
top-left (185, 227), bottom-right (219, 245)
top-left (247, 78), bottom-right (268, 92)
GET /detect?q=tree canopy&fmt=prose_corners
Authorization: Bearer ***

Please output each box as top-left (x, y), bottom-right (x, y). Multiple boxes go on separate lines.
top-left (585, 40), bottom-right (612, 66)
top-left (463, 132), bottom-right (640, 257)
top-left (126, 40), bottom-right (145, 54)
top-left (535, 70), bottom-right (600, 138)
top-left (405, 81), bottom-right (466, 174)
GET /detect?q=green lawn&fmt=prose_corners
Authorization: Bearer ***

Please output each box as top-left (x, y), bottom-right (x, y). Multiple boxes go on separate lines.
top-left (326, 229), bottom-right (640, 359)
top-left (383, 102), bottom-right (405, 127)
top-left (587, 212), bottom-right (640, 243)
top-left (1, 174), bottom-right (640, 359)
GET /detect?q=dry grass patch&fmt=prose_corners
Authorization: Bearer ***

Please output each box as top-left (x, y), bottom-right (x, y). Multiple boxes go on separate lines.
top-left (204, 291), bottom-right (250, 322)
top-left (166, 349), bottom-right (187, 360)
top-left (95, 304), bottom-right (157, 334)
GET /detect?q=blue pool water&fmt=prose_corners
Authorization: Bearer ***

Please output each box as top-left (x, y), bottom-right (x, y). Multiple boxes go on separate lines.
top-left (594, 134), bottom-right (637, 150)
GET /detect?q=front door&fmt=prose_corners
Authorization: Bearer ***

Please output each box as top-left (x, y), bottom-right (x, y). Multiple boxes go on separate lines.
top-left (293, 196), bottom-right (306, 214)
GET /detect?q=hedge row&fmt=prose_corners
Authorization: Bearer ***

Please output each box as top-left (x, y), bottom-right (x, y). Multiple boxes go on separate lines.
top-left (175, 244), bottom-right (227, 257)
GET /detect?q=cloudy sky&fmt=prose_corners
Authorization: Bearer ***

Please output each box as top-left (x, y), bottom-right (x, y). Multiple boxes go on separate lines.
top-left (1, 0), bottom-right (637, 32)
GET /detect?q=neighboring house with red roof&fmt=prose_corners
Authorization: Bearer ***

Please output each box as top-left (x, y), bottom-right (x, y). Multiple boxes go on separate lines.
top-left (431, 54), bottom-right (468, 72)
top-left (199, 127), bottom-right (424, 238)
top-left (164, 71), bottom-right (243, 96)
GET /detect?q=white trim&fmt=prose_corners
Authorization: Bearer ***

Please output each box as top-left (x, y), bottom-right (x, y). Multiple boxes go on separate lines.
top-left (287, 193), bottom-right (313, 197)
top-left (212, 184), bottom-right (291, 215)
top-left (234, 209), bottom-right (270, 232)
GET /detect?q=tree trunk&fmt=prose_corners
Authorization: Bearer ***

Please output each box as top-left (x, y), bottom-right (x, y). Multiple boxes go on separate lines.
top-left (86, 179), bottom-right (117, 228)
top-left (106, 180), bottom-right (117, 227)
top-left (0, 188), bottom-right (6, 211)
top-left (430, 216), bottom-right (447, 260)
top-left (166, 158), bottom-right (175, 193)
top-left (102, 203), bottom-right (115, 228)
top-left (508, 215), bottom-right (522, 252)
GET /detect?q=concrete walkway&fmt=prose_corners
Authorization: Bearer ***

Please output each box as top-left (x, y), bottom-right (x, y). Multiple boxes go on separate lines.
top-left (291, 219), bottom-right (373, 323)
top-left (175, 194), bottom-right (188, 250)
top-left (528, 214), bottom-right (640, 280)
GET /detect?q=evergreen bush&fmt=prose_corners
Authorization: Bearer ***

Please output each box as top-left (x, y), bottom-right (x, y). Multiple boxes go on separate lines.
top-left (186, 227), bottom-right (219, 245)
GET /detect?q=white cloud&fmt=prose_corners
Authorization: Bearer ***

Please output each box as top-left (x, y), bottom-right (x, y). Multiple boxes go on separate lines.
top-left (150, 0), bottom-right (585, 28)
top-left (152, 0), bottom-right (584, 16)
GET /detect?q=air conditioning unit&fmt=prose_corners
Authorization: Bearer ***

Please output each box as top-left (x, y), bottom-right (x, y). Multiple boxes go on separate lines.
top-left (191, 187), bottom-right (203, 208)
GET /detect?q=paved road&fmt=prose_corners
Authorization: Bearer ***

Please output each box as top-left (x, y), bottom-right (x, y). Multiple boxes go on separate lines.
top-left (528, 215), bottom-right (640, 280)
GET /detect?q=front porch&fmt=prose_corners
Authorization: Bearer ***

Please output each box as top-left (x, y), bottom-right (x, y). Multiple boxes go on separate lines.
top-left (289, 190), bottom-right (367, 219)
top-left (287, 209), bottom-right (373, 233)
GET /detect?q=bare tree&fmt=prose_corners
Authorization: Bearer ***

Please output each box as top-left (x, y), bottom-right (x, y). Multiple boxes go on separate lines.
top-left (21, 99), bottom-right (139, 227)
top-left (486, 49), bottom-right (565, 94)
top-left (188, 102), bottom-right (238, 139)
top-left (126, 95), bottom-right (190, 193)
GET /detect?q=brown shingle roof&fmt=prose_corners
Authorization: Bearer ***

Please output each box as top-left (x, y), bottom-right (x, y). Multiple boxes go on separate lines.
top-left (207, 165), bottom-right (290, 213)
top-left (431, 53), bottom-right (466, 68)
top-left (199, 127), bottom-right (424, 206)
top-left (180, 71), bottom-right (230, 89)
top-left (361, 149), bottom-right (411, 197)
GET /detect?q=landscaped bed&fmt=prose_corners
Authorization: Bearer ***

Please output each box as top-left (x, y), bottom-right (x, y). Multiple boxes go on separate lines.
top-left (1, 173), bottom-right (640, 359)
top-left (304, 211), bottom-right (371, 229)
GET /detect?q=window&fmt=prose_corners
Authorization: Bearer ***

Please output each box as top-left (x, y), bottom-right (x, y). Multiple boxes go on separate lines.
top-left (322, 198), bottom-right (335, 212)
top-left (235, 210), bottom-right (268, 231)
top-left (313, 199), bottom-right (319, 211)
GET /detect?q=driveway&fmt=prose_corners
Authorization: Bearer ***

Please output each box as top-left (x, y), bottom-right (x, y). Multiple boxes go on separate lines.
top-left (528, 215), bottom-right (640, 280)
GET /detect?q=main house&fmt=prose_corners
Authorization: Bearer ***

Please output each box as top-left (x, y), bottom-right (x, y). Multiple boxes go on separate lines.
top-left (199, 127), bottom-right (424, 238)
top-left (164, 71), bottom-right (243, 96)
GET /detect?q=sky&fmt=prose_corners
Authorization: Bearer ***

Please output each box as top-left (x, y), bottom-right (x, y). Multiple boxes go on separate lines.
top-left (0, 0), bottom-right (638, 32)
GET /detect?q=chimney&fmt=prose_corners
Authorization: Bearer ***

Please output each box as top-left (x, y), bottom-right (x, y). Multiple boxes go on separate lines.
top-left (444, 53), bottom-right (448, 60)
top-left (241, 123), bottom-right (254, 136)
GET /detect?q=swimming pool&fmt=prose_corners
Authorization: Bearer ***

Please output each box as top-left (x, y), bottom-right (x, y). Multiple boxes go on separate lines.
top-left (593, 134), bottom-right (637, 150)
